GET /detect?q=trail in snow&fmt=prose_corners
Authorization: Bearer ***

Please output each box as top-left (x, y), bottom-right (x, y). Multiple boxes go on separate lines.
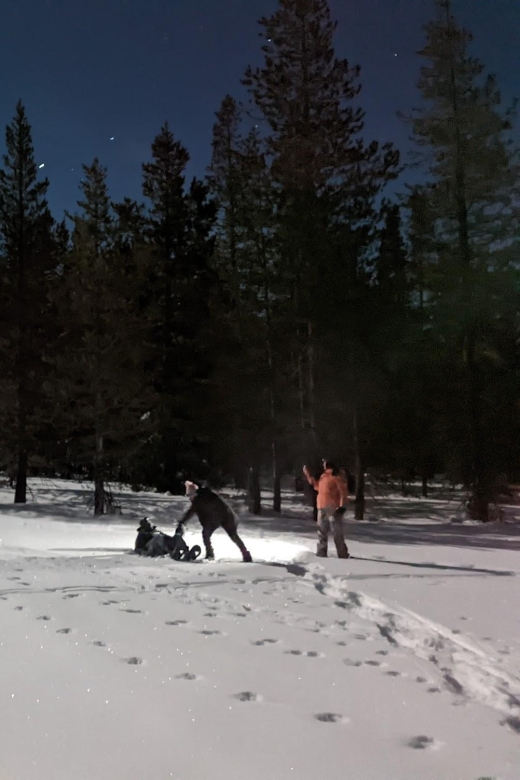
top-left (1, 479), bottom-right (520, 779)
top-left (288, 561), bottom-right (520, 723)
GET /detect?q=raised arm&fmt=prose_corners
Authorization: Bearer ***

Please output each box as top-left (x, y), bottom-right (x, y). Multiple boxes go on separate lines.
top-left (303, 465), bottom-right (319, 490)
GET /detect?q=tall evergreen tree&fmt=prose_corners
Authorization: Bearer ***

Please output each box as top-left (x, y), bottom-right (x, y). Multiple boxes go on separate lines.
top-left (208, 95), bottom-right (245, 320)
top-left (406, 0), bottom-right (520, 519)
top-left (209, 98), bottom-right (300, 510)
top-left (52, 159), bottom-right (153, 514)
top-left (0, 102), bottom-right (55, 503)
top-left (143, 124), bottom-right (216, 490)
top-left (244, 0), bottom-right (398, 454)
top-left (243, 0), bottom-right (399, 476)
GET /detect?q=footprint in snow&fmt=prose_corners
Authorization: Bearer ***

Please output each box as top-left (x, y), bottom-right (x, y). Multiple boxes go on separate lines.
top-left (199, 630), bottom-right (223, 636)
top-left (251, 639), bottom-right (279, 646)
top-left (314, 713), bottom-right (349, 724)
top-left (385, 671), bottom-right (402, 677)
top-left (176, 672), bottom-right (201, 681)
top-left (92, 640), bottom-right (106, 647)
top-left (285, 650), bottom-right (323, 658)
top-left (63, 593), bottom-right (80, 600)
top-left (233, 691), bottom-right (262, 702)
top-left (101, 600), bottom-right (119, 606)
top-left (14, 606), bottom-right (24, 611)
top-left (336, 641), bottom-right (348, 647)
top-left (502, 716), bottom-right (520, 735)
top-left (416, 676), bottom-right (427, 684)
top-left (36, 615), bottom-right (51, 621)
top-left (376, 650), bottom-right (389, 656)
top-left (365, 660), bottom-right (382, 667)
top-left (165, 620), bottom-right (189, 626)
top-left (56, 628), bottom-right (72, 634)
top-left (124, 657), bottom-right (143, 666)
top-left (443, 673), bottom-right (465, 696)
top-left (121, 609), bottom-right (142, 614)
top-left (428, 687), bottom-right (441, 693)
top-left (407, 735), bottom-right (438, 750)
top-left (7, 576), bottom-right (21, 581)
top-left (344, 659), bottom-right (363, 667)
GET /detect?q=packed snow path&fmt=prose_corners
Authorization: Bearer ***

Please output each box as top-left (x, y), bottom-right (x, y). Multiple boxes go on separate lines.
top-left (0, 480), bottom-right (519, 780)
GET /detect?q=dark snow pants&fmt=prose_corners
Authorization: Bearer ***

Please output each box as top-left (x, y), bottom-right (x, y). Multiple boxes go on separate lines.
top-left (317, 507), bottom-right (349, 558)
top-left (201, 514), bottom-right (251, 562)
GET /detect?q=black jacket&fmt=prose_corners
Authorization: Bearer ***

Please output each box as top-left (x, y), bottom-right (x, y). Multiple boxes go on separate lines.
top-left (179, 487), bottom-right (237, 531)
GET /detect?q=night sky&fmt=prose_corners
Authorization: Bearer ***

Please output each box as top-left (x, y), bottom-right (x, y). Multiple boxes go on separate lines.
top-left (2, 0), bottom-right (519, 217)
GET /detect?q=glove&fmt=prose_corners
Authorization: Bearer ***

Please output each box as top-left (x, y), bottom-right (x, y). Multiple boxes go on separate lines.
top-left (175, 522), bottom-right (185, 536)
top-left (336, 506), bottom-right (346, 515)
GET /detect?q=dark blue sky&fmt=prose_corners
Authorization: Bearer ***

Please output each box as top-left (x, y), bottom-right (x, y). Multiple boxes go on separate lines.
top-left (1, 0), bottom-right (518, 218)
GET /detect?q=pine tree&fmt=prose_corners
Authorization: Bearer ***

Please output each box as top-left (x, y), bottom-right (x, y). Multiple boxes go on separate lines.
top-left (209, 107), bottom-right (275, 505)
top-left (243, 0), bottom-right (399, 471)
top-left (142, 124), bottom-right (216, 490)
top-left (0, 102), bottom-right (55, 503)
top-left (52, 159), bottom-right (153, 514)
top-left (406, 0), bottom-right (520, 519)
top-left (209, 96), bottom-right (302, 510)
top-left (208, 95), bottom-right (245, 320)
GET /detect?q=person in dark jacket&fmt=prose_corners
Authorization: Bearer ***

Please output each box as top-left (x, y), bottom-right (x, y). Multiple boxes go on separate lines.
top-left (178, 482), bottom-right (253, 562)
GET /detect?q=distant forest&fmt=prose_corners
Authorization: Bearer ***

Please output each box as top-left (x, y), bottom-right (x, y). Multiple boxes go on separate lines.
top-left (0, 0), bottom-right (518, 521)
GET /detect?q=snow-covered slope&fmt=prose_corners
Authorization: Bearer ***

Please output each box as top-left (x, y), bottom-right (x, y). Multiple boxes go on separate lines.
top-left (0, 479), bottom-right (519, 780)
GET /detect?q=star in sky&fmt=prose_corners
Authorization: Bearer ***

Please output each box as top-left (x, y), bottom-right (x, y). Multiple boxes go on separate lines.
top-left (0, 0), bottom-right (516, 216)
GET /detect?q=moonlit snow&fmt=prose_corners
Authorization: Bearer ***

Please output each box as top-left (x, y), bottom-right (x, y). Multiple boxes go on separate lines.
top-left (0, 478), bottom-right (519, 779)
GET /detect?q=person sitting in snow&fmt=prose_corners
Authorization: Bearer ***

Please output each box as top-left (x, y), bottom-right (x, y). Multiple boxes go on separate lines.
top-left (177, 482), bottom-right (252, 562)
top-left (303, 460), bottom-right (350, 559)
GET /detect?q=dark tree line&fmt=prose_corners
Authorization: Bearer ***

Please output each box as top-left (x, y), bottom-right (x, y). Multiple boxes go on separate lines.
top-left (0, 0), bottom-right (518, 519)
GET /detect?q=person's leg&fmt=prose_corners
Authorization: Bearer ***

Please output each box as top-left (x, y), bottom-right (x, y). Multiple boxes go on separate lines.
top-left (317, 509), bottom-right (331, 556)
top-left (221, 512), bottom-right (252, 562)
top-left (331, 511), bottom-right (349, 558)
top-left (225, 527), bottom-right (253, 562)
top-left (202, 523), bottom-right (217, 560)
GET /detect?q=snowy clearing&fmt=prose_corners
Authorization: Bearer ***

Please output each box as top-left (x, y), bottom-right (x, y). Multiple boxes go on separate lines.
top-left (0, 479), bottom-right (519, 780)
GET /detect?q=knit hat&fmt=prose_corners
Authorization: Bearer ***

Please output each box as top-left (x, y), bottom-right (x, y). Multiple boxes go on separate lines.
top-left (185, 481), bottom-right (199, 500)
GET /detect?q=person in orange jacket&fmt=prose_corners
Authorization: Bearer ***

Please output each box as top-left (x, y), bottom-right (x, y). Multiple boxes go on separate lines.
top-left (303, 460), bottom-right (350, 558)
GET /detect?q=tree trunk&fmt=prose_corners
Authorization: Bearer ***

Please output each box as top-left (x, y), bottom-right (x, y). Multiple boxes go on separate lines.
top-left (271, 429), bottom-right (282, 512)
top-left (14, 448), bottom-right (28, 504)
top-left (422, 470), bottom-right (428, 498)
top-left (296, 352), bottom-right (306, 433)
top-left (15, 205), bottom-right (28, 505)
top-left (247, 467), bottom-right (261, 515)
top-left (93, 417), bottom-right (105, 516)
top-left (272, 442), bottom-right (281, 513)
top-left (307, 321), bottom-right (318, 449)
top-left (467, 337), bottom-right (491, 522)
top-left (446, 14), bottom-right (491, 523)
top-left (355, 469), bottom-right (365, 521)
top-left (352, 405), bottom-right (365, 520)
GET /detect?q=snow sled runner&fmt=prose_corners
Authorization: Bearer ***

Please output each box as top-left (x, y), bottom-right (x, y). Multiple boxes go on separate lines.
top-left (133, 518), bottom-right (201, 561)
top-left (170, 523), bottom-right (202, 562)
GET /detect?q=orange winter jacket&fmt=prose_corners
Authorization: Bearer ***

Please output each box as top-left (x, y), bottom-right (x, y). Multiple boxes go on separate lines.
top-left (303, 467), bottom-right (348, 510)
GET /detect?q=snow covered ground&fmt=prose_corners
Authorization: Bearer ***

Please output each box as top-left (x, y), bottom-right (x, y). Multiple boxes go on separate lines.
top-left (0, 479), bottom-right (519, 780)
